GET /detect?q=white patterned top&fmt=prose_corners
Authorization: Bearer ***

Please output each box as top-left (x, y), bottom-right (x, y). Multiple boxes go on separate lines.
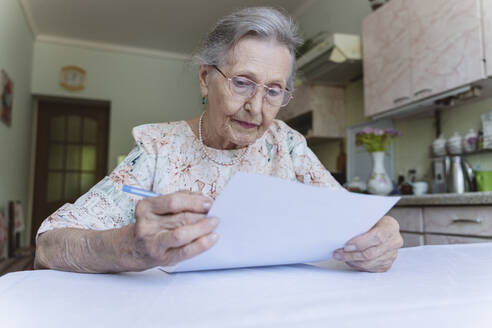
top-left (37, 120), bottom-right (345, 239)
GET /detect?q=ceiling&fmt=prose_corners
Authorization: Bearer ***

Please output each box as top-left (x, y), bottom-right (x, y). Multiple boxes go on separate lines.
top-left (20, 0), bottom-right (314, 58)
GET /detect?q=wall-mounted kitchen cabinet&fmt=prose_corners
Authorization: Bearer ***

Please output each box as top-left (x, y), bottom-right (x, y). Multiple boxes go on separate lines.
top-left (388, 205), bottom-right (492, 247)
top-left (276, 83), bottom-right (345, 142)
top-left (363, 0), bottom-right (487, 117)
top-left (410, 0), bottom-right (485, 102)
top-left (484, 0), bottom-right (492, 77)
top-left (362, 0), bottom-right (412, 116)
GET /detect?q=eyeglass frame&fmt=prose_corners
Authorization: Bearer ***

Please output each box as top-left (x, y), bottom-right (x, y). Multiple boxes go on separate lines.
top-left (211, 65), bottom-right (294, 108)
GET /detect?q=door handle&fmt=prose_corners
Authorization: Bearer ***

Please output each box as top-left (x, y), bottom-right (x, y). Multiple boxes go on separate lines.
top-left (414, 88), bottom-right (432, 97)
top-left (393, 96), bottom-right (410, 104)
top-left (452, 218), bottom-right (482, 224)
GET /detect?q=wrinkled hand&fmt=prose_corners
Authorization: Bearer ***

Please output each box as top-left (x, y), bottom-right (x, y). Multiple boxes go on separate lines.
top-left (333, 216), bottom-right (403, 272)
top-left (131, 191), bottom-right (219, 270)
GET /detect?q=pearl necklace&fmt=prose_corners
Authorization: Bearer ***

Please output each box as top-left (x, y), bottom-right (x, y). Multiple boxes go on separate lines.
top-left (198, 112), bottom-right (249, 166)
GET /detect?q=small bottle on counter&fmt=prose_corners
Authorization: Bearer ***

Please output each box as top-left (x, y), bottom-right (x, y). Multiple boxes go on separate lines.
top-left (398, 172), bottom-right (414, 195)
top-left (392, 174), bottom-right (404, 195)
top-left (397, 174), bottom-right (405, 188)
top-left (478, 130), bottom-right (484, 150)
top-left (407, 169), bottom-right (417, 183)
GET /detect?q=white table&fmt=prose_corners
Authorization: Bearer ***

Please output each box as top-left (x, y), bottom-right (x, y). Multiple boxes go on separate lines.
top-left (1, 243), bottom-right (491, 327)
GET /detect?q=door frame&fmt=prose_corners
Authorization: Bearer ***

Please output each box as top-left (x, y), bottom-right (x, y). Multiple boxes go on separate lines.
top-left (28, 95), bottom-right (111, 246)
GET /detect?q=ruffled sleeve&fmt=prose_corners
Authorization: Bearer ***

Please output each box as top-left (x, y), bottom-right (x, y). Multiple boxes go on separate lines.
top-left (36, 124), bottom-right (159, 241)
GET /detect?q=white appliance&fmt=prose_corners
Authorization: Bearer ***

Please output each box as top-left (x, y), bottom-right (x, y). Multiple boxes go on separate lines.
top-left (297, 33), bottom-right (362, 86)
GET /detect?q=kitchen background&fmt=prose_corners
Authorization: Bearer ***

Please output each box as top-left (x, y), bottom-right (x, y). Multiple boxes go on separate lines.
top-left (2, 0), bottom-right (492, 253)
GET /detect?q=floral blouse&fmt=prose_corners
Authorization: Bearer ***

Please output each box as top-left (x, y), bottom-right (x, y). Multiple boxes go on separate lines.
top-left (37, 120), bottom-right (345, 239)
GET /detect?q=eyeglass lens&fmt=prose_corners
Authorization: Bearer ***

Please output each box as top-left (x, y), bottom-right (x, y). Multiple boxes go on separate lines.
top-left (229, 76), bottom-right (290, 106)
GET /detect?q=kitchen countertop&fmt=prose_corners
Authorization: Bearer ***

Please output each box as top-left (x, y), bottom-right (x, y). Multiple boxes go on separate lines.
top-left (396, 191), bottom-right (492, 206)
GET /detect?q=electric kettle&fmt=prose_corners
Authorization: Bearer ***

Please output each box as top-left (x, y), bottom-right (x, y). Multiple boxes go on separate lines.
top-left (447, 156), bottom-right (474, 193)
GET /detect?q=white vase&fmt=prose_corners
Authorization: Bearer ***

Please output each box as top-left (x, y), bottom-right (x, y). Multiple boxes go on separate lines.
top-left (367, 151), bottom-right (393, 195)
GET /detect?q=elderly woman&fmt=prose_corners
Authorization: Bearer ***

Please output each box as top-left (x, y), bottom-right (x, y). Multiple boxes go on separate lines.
top-left (35, 7), bottom-right (402, 274)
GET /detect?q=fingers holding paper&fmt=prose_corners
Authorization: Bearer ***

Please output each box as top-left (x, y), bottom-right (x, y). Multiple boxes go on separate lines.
top-left (132, 191), bottom-right (220, 269)
top-left (332, 215), bottom-right (403, 272)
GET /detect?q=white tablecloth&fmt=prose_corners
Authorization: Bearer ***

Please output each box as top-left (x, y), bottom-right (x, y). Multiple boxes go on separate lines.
top-left (1, 243), bottom-right (491, 327)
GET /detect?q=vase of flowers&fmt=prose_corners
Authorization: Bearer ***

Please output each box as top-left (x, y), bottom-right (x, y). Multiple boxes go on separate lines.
top-left (356, 127), bottom-right (401, 195)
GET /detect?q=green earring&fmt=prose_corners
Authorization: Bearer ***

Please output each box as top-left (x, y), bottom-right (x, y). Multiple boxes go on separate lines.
top-left (202, 97), bottom-right (207, 105)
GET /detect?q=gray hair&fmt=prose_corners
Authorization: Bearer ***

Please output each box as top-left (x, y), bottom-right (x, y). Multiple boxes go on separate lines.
top-left (192, 7), bottom-right (303, 90)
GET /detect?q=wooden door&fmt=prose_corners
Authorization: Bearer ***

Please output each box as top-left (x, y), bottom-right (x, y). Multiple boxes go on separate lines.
top-left (31, 98), bottom-right (109, 244)
top-left (483, 0), bottom-right (492, 77)
top-left (362, 0), bottom-right (412, 117)
top-left (410, 0), bottom-right (485, 101)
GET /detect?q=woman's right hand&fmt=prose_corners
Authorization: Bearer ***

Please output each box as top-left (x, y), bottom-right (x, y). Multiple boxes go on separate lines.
top-left (130, 191), bottom-right (219, 270)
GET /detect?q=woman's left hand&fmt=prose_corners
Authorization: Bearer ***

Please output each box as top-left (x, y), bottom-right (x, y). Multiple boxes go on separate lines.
top-left (332, 216), bottom-right (403, 272)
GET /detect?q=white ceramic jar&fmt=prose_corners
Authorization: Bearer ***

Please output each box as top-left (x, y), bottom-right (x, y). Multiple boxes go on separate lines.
top-left (432, 134), bottom-right (447, 156)
top-left (447, 132), bottom-right (463, 155)
top-left (412, 181), bottom-right (429, 195)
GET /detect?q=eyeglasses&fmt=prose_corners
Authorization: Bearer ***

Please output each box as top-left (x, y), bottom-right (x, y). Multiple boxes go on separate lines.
top-left (212, 65), bottom-right (293, 107)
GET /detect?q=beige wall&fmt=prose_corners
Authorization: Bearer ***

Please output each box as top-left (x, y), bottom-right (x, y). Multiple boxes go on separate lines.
top-left (0, 0), bottom-right (34, 251)
top-left (31, 41), bottom-right (202, 172)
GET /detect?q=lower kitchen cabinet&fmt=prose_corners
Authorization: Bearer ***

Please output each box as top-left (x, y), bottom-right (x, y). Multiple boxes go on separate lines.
top-left (387, 205), bottom-right (492, 247)
top-left (424, 233), bottom-right (492, 245)
top-left (400, 232), bottom-right (424, 247)
top-left (387, 207), bottom-right (423, 232)
top-left (423, 206), bottom-right (492, 237)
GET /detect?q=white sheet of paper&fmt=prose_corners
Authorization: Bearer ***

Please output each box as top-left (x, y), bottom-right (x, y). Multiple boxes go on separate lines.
top-left (162, 172), bottom-right (400, 272)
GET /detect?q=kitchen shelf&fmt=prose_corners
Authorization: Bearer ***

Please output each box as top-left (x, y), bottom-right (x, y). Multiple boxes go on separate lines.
top-left (431, 148), bottom-right (492, 158)
top-left (460, 149), bottom-right (492, 156)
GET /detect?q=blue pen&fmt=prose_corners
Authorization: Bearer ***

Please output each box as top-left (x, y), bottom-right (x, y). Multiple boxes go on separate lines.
top-left (122, 185), bottom-right (160, 198)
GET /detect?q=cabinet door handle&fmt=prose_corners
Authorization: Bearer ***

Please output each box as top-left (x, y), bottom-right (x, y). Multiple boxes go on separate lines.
top-left (452, 218), bottom-right (482, 224)
top-left (393, 96), bottom-right (409, 104)
top-left (414, 88), bottom-right (432, 97)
